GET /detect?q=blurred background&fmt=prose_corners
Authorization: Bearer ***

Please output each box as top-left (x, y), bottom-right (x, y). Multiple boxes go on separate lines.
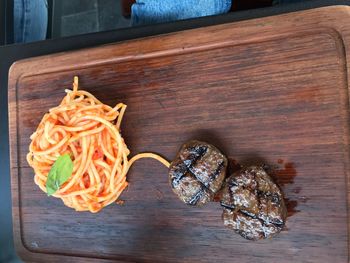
top-left (0, 0), bottom-right (306, 45)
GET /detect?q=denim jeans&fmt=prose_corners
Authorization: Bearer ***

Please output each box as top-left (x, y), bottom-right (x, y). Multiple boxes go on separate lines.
top-left (131, 0), bottom-right (232, 26)
top-left (14, 0), bottom-right (48, 43)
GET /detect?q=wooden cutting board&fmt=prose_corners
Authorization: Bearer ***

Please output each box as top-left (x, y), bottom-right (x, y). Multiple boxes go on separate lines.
top-left (8, 6), bottom-right (350, 263)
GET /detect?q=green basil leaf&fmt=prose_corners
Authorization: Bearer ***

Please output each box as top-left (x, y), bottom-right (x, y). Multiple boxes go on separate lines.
top-left (46, 154), bottom-right (73, 196)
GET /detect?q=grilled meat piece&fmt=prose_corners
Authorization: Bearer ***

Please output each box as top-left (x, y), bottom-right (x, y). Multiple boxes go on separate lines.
top-left (169, 140), bottom-right (228, 205)
top-left (220, 165), bottom-right (287, 240)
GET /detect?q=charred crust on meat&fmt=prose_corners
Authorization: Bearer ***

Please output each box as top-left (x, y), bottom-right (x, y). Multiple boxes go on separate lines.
top-left (188, 185), bottom-right (205, 205)
top-left (168, 140), bottom-right (228, 206)
top-left (220, 165), bottom-right (287, 240)
top-left (211, 161), bottom-right (225, 182)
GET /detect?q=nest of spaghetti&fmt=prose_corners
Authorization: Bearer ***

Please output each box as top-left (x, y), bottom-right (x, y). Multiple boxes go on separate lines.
top-left (27, 77), bottom-right (130, 213)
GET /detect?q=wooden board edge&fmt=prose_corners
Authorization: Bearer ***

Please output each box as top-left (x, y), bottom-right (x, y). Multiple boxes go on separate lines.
top-left (8, 61), bottom-right (25, 260)
top-left (6, 6), bottom-right (350, 80)
top-left (322, 6), bottom-right (350, 263)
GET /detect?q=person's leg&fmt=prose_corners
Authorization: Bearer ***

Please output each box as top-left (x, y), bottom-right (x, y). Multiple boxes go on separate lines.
top-left (131, 0), bottom-right (232, 26)
top-left (14, 0), bottom-right (48, 43)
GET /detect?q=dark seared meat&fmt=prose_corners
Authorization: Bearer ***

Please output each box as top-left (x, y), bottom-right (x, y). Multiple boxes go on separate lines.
top-left (169, 158), bottom-right (212, 205)
top-left (169, 140), bottom-right (228, 206)
top-left (220, 166), bottom-right (287, 240)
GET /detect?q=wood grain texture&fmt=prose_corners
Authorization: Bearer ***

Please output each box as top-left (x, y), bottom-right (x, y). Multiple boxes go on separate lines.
top-left (8, 6), bottom-right (350, 263)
